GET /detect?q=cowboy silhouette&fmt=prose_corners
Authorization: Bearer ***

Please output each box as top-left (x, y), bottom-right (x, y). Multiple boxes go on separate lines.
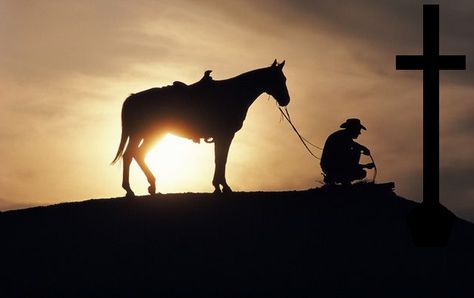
top-left (320, 118), bottom-right (374, 185)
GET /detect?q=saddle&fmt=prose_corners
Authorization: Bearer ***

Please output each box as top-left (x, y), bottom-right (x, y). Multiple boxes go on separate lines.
top-left (173, 70), bottom-right (213, 89)
top-left (171, 70), bottom-right (215, 144)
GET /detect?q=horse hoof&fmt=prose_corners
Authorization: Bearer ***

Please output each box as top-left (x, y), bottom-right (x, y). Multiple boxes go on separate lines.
top-left (222, 186), bottom-right (233, 194)
top-left (125, 191), bottom-right (135, 198)
top-left (213, 188), bottom-right (222, 195)
top-left (148, 185), bottom-right (156, 195)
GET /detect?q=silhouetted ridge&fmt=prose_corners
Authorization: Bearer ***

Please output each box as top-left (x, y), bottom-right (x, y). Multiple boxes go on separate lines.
top-left (1, 187), bottom-right (474, 297)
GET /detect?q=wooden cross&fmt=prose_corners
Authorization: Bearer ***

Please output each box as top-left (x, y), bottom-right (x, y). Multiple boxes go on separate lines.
top-left (396, 4), bottom-right (466, 205)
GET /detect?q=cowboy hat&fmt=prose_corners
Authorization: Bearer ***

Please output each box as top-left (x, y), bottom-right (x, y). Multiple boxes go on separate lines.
top-left (340, 118), bottom-right (366, 130)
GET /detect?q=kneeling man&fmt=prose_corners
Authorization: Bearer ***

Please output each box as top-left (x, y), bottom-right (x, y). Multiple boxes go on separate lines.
top-left (321, 118), bottom-right (374, 185)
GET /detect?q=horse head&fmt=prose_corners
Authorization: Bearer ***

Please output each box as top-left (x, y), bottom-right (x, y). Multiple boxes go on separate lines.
top-left (266, 59), bottom-right (290, 107)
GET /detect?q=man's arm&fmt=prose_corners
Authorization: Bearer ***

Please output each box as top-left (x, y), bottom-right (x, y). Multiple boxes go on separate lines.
top-left (353, 142), bottom-right (370, 155)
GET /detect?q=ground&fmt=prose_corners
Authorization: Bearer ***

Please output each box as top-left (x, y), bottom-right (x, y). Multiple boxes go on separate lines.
top-left (1, 185), bottom-right (473, 297)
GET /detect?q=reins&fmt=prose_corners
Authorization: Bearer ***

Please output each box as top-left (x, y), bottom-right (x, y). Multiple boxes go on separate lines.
top-left (369, 152), bottom-right (377, 182)
top-left (278, 107), bottom-right (322, 160)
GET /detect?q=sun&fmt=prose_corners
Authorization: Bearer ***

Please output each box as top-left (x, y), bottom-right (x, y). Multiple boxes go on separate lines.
top-left (143, 134), bottom-right (213, 192)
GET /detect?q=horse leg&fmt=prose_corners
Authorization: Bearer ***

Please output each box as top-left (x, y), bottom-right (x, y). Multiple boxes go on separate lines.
top-left (135, 138), bottom-right (157, 195)
top-left (122, 136), bottom-right (141, 198)
top-left (212, 134), bottom-right (235, 194)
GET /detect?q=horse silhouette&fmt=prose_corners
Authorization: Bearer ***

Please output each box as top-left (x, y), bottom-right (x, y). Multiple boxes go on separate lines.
top-left (112, 60), bottom-right (290, 197)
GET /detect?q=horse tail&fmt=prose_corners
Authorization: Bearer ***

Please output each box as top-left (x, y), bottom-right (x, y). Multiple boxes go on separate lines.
top-left (111, 97), bottom-right (131, 165)
top-left (111, 129), bottom-right (128, 165)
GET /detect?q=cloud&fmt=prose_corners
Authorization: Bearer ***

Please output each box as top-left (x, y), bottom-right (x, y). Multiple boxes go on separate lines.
top-left (264, 0), bottom-right (474, 84)
top-left (0, 0), bottom-right (473, 221)
top-left (0, 1), bottom-right (201, 87)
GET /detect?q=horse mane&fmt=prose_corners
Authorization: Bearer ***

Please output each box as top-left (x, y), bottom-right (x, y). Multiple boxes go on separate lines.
top-left (213, 66), bottom-right (270, 84)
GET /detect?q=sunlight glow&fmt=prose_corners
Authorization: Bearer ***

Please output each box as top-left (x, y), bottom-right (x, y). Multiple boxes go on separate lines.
top-left (144, 134), bottom-right (212, 192)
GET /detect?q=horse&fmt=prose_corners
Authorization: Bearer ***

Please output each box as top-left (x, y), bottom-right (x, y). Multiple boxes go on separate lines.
top-left (112, 59), bottom-right (290, 197)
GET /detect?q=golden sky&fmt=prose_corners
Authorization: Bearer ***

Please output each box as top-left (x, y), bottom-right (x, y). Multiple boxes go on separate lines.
top-left (1, 0), bottom-right (473, 221)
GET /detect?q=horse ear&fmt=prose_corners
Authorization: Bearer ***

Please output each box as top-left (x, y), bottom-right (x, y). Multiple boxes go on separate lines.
top-left (272, 59), bottom-right (277, 67)
top-left (278, 60), bottom-right (286, 69)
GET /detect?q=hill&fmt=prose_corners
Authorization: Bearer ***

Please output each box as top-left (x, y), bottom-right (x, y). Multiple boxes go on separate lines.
top-left (1, 185), bottom-right (474, 297)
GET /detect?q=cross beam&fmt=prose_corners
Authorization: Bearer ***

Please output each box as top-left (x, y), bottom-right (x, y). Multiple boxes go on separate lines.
top-left (396, 5), bottom-right (466, 205)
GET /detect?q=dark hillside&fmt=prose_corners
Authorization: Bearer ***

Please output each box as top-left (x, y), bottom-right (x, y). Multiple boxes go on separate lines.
top-left (1, 186), bottom-right (474, 297)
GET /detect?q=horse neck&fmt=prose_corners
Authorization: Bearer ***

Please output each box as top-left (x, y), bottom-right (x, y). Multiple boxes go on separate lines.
top-left (226, 68), bottom-right (269, 107)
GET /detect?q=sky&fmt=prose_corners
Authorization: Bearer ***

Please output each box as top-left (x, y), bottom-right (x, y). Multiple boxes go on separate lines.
top-left (1, 0), bottom-right (473, 221)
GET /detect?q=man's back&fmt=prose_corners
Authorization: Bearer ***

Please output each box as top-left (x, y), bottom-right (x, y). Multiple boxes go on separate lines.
top-left (320, 130), bottom-right (357, 172)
